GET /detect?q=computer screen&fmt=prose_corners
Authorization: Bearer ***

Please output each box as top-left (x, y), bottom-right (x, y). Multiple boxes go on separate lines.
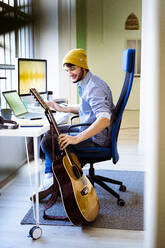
top-left (18, 58), bottom-right (47, 96)
top-left (2, 90), bottom-right (28, 116)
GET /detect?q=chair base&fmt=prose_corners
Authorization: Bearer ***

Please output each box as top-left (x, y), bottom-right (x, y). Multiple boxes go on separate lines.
top-left (88, 165), bottom-right (126, 206)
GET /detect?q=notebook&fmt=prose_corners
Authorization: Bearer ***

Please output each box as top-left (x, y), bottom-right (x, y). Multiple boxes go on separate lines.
top-left (2, 90), bottom-right (45, 120)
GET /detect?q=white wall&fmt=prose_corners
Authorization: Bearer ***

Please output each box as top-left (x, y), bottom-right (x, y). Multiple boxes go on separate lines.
top-left (86, 0), bottom-right (141, 109)
top-left (33, 0), bottom-right (60, 99)
top-left (0, 137), bottom-right (29, 168)
top-left (141, 0), bottom-right (165, 247)
top-left (58, 0), bottom-right (77, 104)
top-left (33, 0), bottom-right (77, 104)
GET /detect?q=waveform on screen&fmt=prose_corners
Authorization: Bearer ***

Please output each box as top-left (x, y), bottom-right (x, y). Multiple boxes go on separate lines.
top-left (20, 72), bottom-right (45, 82)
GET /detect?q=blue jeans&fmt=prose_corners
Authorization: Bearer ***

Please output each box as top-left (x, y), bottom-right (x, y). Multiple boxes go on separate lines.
top-left (41, 124), bottom-right (100, 173)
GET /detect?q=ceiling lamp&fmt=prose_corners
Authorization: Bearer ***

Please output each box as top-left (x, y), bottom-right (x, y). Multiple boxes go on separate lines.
top-left (125, 12), bottom-right (139, 30)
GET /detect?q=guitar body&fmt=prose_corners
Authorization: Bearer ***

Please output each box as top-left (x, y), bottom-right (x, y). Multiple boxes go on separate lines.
top-left (52, 153), bottom-right (100, 225)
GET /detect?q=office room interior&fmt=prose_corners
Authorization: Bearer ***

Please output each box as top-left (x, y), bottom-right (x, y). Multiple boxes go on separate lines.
top-left (0, 0), bottom-right (164, 247)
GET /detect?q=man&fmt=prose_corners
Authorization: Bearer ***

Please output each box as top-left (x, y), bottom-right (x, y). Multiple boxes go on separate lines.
top-left (38, 48), bottom-right (115, 199)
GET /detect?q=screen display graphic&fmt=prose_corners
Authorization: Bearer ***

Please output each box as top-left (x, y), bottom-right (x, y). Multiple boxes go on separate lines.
top-left (18, 59), bottom-right (47, 96)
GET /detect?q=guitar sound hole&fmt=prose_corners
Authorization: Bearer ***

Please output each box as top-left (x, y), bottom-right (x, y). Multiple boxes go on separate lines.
top-left (72, 165), bottom-right (83, 179)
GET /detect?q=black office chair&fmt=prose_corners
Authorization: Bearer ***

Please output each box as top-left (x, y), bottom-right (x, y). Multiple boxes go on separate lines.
top-left (69, 49), bottom-right (135, 206)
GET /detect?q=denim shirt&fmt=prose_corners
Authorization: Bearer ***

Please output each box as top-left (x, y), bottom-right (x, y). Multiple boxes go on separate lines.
top-left (77, 71), bottom-right (115, 147)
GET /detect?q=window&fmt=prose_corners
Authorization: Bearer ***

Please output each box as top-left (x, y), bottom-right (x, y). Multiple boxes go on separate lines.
top-left (126, 39), bottom-right (141, 77)
top-left (0, 0), bottom-right (34, 108)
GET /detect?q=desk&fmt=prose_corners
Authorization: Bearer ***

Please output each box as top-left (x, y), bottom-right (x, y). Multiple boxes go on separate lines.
top-left (0, 112), bottom-right (71, 235)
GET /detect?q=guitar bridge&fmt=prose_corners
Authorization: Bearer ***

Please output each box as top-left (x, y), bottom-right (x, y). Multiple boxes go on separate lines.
top-left (81, 186), bottom-right (89, 196)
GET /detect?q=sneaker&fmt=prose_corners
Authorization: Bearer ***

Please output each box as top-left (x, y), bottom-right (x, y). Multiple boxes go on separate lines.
top-left (42, 172), bottom-right (54, 190)
top-left (30, 172), bottom-right (54, 202)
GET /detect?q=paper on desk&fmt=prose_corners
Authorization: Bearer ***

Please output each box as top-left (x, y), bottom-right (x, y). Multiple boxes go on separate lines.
top-left (18, 118), bottom-right (48, 126)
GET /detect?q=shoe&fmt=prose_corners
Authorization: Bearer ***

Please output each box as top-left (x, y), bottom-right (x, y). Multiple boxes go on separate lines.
top-left (30, 172), bottom-right (54, 202)
top-left (42, 172), bottom-right (54, 189)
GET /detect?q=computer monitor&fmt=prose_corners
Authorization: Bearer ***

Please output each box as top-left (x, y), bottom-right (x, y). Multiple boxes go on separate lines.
top-left (18, 58), bottom-right (47, 96)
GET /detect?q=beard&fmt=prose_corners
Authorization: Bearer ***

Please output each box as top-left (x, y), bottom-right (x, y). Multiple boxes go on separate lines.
top-left (72, 68), bottom-right (85, 83)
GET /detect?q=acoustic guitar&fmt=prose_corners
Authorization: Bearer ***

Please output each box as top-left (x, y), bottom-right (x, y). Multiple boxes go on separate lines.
top-left (30, 88), bottom-right (100, 225)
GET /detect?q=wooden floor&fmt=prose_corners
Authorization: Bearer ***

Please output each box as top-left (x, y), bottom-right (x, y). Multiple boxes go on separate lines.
top-left (0, 110), bottom-right (145, 248)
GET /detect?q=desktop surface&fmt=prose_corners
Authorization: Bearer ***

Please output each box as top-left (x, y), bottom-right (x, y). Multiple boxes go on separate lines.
top-left (0, 112), bottom-right (71, 137)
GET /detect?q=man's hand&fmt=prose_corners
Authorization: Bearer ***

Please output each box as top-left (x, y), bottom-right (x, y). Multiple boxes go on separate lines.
top-left (46, 101), bottom-right (79, 114)
top-left (58, 134), bottom-right (80, 150)
top-left (47, 101), bottom-right (63, 112)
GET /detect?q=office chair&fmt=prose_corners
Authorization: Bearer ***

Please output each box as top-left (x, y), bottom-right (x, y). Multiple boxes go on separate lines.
top-left (69, 49), bottom-right (135, 206)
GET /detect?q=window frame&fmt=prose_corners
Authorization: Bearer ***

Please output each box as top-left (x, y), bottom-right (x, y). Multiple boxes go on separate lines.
top-left (0, 0), bottom-right (34, 108)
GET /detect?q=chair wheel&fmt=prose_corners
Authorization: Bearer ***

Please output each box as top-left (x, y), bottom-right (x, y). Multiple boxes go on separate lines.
top-left (28, 226), bottom-right (42, 240)
top-left (117, 198), bottom-right (125, 206)
top-left (119, 185), bottom-right (126, 192)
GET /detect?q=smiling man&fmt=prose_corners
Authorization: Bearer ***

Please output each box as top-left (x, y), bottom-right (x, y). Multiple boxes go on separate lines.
top-left (35, 48), bottom-right (115, 200)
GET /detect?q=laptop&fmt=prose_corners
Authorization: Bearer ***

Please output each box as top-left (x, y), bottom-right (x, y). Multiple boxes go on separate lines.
top-left (2, 90), bottom-right (45, 120)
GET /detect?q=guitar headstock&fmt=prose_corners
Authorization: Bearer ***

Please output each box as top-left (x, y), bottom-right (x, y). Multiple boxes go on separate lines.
top-left (30, 88), bottom-right (60, 136)
top-left (30, 88), bottom-right (49, 111)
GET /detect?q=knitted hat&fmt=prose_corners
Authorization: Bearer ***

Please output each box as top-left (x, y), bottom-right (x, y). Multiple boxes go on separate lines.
top-left (62, 48), bottom-right (89, 69)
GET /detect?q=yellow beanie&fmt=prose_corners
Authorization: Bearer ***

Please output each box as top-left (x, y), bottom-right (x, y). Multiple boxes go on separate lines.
top-left (62, 48), bottom-right (89, 70)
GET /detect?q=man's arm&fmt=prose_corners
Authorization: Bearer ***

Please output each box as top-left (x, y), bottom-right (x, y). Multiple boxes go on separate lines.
top-left (76, 117), bottom-right (110, 142)
top-left (47, 100), bottom-right (79, 114)
top-left (58, 117), bottom-right (110, 150)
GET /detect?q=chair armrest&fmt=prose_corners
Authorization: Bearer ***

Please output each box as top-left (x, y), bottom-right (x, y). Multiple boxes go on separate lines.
top-left (70, 115), bottom-right (79, 124)
top-left (68, 123), bottom-right (91, 133)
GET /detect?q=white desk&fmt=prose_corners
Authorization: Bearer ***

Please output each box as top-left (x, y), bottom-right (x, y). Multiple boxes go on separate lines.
top-left (0, 111), bottom-right (71, 137)
top-left (0, 112), bottom-right (71, 230)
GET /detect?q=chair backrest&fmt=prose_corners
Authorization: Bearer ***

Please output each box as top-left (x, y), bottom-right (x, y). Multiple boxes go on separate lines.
top-left (110, 48), bottom-right (135, 164)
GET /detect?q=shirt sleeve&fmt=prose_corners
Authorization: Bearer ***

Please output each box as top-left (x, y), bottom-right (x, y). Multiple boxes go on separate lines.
top-left (87, 81), bottom-right (113, 119)
top-left (96, 112), bottom-right (111, 120)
